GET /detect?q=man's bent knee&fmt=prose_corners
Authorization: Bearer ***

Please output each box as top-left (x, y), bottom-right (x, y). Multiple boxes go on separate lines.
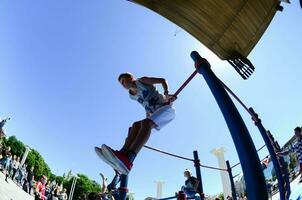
top-left (132, 121), bottom-right (142, 129)
top-left (141, 118), bottom-right (155, 129)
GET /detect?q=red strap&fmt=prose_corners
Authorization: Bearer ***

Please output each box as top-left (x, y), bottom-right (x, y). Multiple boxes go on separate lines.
top-left (118, 187), bottom-right (128, 193)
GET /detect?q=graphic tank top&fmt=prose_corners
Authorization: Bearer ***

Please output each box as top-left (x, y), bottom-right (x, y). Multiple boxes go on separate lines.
top-left (129, 79), bottom-right (166, 113)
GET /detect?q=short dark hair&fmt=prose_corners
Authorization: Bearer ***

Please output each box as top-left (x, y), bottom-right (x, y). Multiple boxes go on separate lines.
top-left (118, 73), bottom-right (133, 82)
top-left (294, 127), bottom-right (301, 132)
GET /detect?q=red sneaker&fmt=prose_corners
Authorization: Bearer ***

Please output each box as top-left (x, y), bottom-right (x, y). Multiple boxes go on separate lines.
top-left (102, 144), bottom-right (133, 175)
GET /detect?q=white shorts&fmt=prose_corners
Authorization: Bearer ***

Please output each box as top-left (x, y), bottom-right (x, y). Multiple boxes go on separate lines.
top-left (149, 104), bottom-right (175, 130)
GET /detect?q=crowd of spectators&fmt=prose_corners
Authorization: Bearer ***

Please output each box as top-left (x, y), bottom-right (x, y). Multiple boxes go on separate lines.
top-left (0, 116), bottom-right (300, 200)
top-left (0, 145), bottom-right (68, 200)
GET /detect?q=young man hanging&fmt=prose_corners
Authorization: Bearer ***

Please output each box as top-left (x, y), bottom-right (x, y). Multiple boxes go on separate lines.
top-left (95, 72), bottom-right (176, 175)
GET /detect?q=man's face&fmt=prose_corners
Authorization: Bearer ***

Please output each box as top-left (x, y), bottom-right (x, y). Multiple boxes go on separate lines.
top-left (119, 76), bottom-right (133, 90)
top-left (295, 130), bottom-right (302, 138)
top-left (184, 171), bottom-right (190, 178)
top-left (42, 177), bottom-right (47, 184)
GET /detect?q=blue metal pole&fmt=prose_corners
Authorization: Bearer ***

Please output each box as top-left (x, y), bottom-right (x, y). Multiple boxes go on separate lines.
top-left (119, 175), bottom-right (128, 200)
top-left (267, 131), bottom-right (291, 199)
top-left (190, 51), bottom-right (267, 200)
top-left (279, 158), bottom-right (291, 199)
top-left (248, 107), bottom-right (287, 200)
top-left (193, 151), bottom-right (204, 200)
top-left (226, 160), bottom-right (237, 200)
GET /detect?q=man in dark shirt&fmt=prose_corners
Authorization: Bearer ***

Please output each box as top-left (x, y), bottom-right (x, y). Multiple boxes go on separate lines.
top-left (181, 169), bottom-right (200, 199)
top-left (278, 127), bottom-right (302, 182)
top-left (27, 166), bottom-right (35, 194)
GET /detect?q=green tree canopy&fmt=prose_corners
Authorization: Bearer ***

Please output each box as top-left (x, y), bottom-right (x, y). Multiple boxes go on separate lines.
top-left (289, 154), bottom-right (297, 172)
top-left (5, 136), bottom-right (25, 157)
top-left (218, 193), bottom-right (224, 200)
top-left (26, 149), bottom-right (51, 179)
top-left (64, 174), bottom-right (101, 200)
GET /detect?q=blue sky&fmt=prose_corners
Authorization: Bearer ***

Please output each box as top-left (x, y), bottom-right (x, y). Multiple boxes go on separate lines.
top-left (0, 0), bottom-right (301, 199)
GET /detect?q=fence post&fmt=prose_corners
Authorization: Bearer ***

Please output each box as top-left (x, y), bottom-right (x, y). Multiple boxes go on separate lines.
top-left (226, 160), bottom-right (237, 200)
top-left (193, 151), bottom-right (205, 200)
top-left (249, 108), bottom-right (287, 200)
top-left (119, 175), bottom-right (128, 200)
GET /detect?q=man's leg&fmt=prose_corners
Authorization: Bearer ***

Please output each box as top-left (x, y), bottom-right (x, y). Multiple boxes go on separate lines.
top-left (100, 119), bottom-right (155, 174)
top-left (5, 169), bottom-right (9, 181)
top-left (121, 121), bottom-right (142, 151)
top-left (29, 183), bottom-right (32, 194)
top-left (12, 168), bottom-right (17, 180)
top-left (128, 118), bottom-right (155, 154)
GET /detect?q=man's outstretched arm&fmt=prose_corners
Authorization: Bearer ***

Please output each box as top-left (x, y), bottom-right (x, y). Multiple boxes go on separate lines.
top-left (139, 77), bottom-right (169, 94)
top-left (277, 149), bottom-right (291, 156)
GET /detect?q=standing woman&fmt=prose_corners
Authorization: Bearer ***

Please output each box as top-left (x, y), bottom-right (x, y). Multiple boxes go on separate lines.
top-left (4, 152), bottom-right (12, 182)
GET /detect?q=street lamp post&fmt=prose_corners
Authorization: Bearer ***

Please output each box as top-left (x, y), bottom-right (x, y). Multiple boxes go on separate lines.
top-left (68, 175), bottom-right (79, 200)
top-left (20, 145), bottom-right (31, 167)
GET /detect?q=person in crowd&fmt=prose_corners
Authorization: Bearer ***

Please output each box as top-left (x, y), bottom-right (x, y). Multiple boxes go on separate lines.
top-left (1, 145), bottom-right (10, 158)
top-left (58, 188), bottom-right (68, 200)
top-left (44, 184), bottom-right (52, 200)
top-left (239, 195), bottom-right (248, 200)
top-left (0, 146), bottom-right (11, 168)
top-left (181, 169), bottom-right (200, 199)
top-left (35, 175), bottom-right (48, 200)
top-left (99, 172), bottom-right (117, 200)
top-left (100, 173), bottom-right (108, 195)
top-left (0, 145), bottom-right (8, 169)
top-left (4, 152), bottom-right (12, 182)
top-left (0, 143), bottom-right (3, 163)
top-left (86, 192), bottom-right (115, 200)
top-left (23, 177), bottom-right (30, 194)
top-left (27, 166), bottom-right (35, 194)
top-left (9, 154), bottom-right (16, 178)
top-left (12, 156), bottom-right (20, 180)
top-left (52, 185), bottom-right (61, 200)
top-left (49, 179), bottom-right (57, 192)
top-left (266, 180), bottom-right (273, 200)
top-left (0, 145), bottom-right (5, 170)
top-left (277, 126), bottom-right (302, 182)
top-left (16, 163), bottom-right (27, 186)
top-left (85, 173), bottom-right (116, 200)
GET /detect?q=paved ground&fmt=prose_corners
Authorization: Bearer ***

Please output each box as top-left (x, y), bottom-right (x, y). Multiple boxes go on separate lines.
top-left (272, 176), bottom-right (302, 200)
top-left (288, 177), bottom-right (302, 200)
top-left (0, 172), bottom-right (34, 200)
